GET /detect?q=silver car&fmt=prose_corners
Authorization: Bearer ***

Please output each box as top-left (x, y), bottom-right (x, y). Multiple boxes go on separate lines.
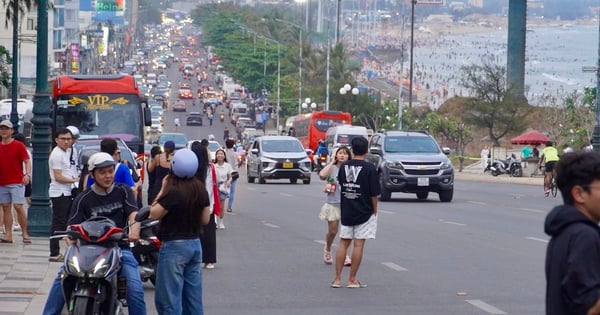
top-left (246, 136), bottom-right (312, 184)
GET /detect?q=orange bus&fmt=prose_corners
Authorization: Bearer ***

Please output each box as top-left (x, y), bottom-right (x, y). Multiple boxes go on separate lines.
top-left (51, 75), bottom-right (151, 154)
top-left (292, 110), bottom-right (352, 153)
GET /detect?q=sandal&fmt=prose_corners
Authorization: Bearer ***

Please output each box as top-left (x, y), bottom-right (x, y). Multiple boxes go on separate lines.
top-left (22, 238), bottom-right (32, 244)
top-left (226, 208), bottom-right (233, 213)
top-left (346, 281), bottom-right (367, 288)
top-left (48, 254), bottom-right (64, 262)
top-left (323, 246), bottom-right (332, 265)
top-left (0, 239), bottom-right (13, 244)
top-left (344, 255), bottom-right (352, 267)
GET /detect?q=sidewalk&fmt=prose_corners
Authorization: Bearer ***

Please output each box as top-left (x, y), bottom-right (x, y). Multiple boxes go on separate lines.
top-left (0, 237), bottom-right (59, 315)
top-left (456, 161), bottom-right (542, 186)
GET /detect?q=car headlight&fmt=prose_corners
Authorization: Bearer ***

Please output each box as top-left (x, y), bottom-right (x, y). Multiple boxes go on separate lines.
top-left (385, 161), bottom-right (404, 170)
top-left (440, 161), bottom-right (453, 170)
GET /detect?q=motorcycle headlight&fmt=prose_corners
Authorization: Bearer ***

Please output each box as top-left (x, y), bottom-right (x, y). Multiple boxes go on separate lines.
top-left (65, 256), bottom-right (85, 277)
top-left (385, 161), bottom-right (404, 170)
top-left (90, 258), bottom-right (110, 278)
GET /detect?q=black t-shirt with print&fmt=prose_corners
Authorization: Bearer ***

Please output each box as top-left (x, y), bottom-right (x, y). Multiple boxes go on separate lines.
top-left (68, 184), bottom-right (137, 228)
top-left (157, 189), bottom-right (210, 241)
top-left (337, 159), bottom-right (380, 226)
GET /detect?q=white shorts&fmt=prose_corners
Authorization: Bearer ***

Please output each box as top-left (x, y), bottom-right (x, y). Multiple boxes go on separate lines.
top-left (319, 203), bottom-right (341, 221)
top-left (340, 214), bottom-right (377, 240)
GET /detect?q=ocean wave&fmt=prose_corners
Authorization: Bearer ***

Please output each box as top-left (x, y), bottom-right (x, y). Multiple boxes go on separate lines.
top-left (541, 73), bottom-right (579, 86)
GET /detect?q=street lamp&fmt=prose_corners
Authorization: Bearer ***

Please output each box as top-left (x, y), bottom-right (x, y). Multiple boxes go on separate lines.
top-left (339, 83), bottom-right (359, 96)
top-left (301, 98), bottom-right (317, 112)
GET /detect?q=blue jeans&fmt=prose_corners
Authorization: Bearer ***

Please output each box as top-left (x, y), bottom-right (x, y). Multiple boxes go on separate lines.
top-left (155, 239), bottom-right (203, 315)
top-left (42, 250), bottom-right (146, 315)
top-left (227, 179), bottom-right (237, 210)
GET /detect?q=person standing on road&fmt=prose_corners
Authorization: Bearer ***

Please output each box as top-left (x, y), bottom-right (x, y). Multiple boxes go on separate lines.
top-left (224, 139), bottom-right (238, 213)
top-left (213, 148), bottom-right (232, 229)
top-left (174, 117), bottom-right (180, 131)
top-left (0, 120), bottom-right (32, 244)
top-left (148, 141), bottom-right (175, 204)
top-left (318, 146), bottom-right (352, 266)
top-left (545, 151), bottom-right (600, 315)
top-left (150, 149), bottom-right (210, 315)
top-left (48, 128), bottom-right (80, 261)
top-left (331, 137), bottom-right (380, 288)
top-left (480, 145), bottom-right (490, 172)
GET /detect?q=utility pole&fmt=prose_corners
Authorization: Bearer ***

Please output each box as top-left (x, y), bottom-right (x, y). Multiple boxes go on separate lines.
top-left (583, 21), bottom-right (600, 152)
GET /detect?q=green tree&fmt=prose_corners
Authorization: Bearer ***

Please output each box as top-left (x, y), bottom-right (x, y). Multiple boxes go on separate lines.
top-left (460, 61), bottom-right (531, 147)
top-left (0, 45), bottom-right (12, 89)
top-left (426, 112), bottom-right (472, 171)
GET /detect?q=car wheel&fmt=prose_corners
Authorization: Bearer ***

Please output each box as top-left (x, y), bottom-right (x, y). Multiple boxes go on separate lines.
top-left (439, 189), bottom-right (453, 202)
top-left (258, 169), bottom-right (266, 184)
top-left (416, 191), bottom-right (429, 200)
top-left (303, 177), bottom-right (311, 184)
top-left (289, 178), bottom-right (298, 184)
top-left (247, 173), bottom-right (255, 183)
top-left (379, 174), bottom-right (391, 201)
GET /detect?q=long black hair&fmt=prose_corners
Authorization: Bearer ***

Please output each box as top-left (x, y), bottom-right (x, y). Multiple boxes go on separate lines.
top-left (191, 140), bottom-right (210, 185)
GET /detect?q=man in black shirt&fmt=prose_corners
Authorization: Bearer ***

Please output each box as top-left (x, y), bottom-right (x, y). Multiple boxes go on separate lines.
top-left (332, 137), bottom-right (380, 289)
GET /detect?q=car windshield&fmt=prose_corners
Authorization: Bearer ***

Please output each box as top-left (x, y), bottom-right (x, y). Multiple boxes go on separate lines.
top-left (208, 142), bottom-right (221, 151)
top-left (159, 134), bottom-right (188, 146)
top-left (262, 140), bottom-right (304, 152)
top-left (385, 137), bottom-right (440, 153)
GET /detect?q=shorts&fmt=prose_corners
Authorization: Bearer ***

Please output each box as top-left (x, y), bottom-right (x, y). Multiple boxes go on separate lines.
top-left (545, 161), bottom-right (557, 173)
top-left (319, 203), bottom-right (341, 221)
top-left (340, 214), bottom-right (378, 240)
top-left (0, 184), bottom-right (26, 204)
top-left (219, 191), bottom-right (229, 201)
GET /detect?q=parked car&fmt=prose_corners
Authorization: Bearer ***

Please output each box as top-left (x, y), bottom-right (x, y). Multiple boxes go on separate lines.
top-left (365, 130), bottom-right (454, 202)
top-left (246, 136), bottom-right (312, 184)
top-left (186, 112), bottom-right (203, 126)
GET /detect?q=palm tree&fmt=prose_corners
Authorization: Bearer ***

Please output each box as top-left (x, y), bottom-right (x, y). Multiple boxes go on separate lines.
top-left (2, 0), bottom-right (34, 129)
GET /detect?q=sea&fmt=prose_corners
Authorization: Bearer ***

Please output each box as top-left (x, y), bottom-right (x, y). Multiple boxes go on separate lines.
top-left (411, 23), bottom-right (598, 108)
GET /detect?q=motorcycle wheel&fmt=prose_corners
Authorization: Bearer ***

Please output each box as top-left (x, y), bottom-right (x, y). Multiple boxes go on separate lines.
top-left (491, 169), bottom-right (500, 176)
top-left (511, 167), bottom-right (523, 177)
top-left (73, 296), bottom-right (94, 314)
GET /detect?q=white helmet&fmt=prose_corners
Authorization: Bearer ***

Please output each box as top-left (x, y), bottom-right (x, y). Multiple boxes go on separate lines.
top-left (87, 152), bottom-right (116, 171)
top-left (66, 126), bottom-right (80, 139)
top-left (208, 134), bottom-right (215, 141)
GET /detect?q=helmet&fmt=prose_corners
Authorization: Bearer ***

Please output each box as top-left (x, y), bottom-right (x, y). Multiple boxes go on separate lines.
top-left (171, 149), bottom-right (198, 179)
top-left (66, 126), bottom-right (80, 139)
top-left (208, 134), bottom-right (215, 141)
top-left (88, 152), bottom-right (116, 171)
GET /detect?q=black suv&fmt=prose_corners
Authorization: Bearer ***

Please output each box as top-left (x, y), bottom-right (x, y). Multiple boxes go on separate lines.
top-left (365, 130), bottom-right (454, 202)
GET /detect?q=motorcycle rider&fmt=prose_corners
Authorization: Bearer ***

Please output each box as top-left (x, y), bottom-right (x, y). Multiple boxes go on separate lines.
top-left (315, 140), bottom-right (329, 170)
top-left (42, 152), bottom-right (146, 315)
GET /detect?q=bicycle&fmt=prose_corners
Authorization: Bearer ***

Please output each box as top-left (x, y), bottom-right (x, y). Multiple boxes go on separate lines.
top-left (545, 170), bottom-right (558, 197)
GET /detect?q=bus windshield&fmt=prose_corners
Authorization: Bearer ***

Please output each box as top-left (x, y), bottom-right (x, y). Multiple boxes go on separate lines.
top-left (54, 93), bottom-right (143, 143)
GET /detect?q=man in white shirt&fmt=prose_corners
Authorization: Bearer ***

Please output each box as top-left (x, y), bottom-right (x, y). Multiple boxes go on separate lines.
top-left (48, 128), bottom-right (80, 262)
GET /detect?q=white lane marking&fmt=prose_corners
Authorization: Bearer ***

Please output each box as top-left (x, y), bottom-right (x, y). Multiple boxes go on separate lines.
top-left (526, 236), bottom-right (549, 243)
top-left (378, 210), bottom-right (393, 214)
top-left (443, 221), bottom-right (466, 226)
top-left (382, 262), bottom-right (408, 271)
top-left (263, 223), bottom-right (280, 228)
top-left (468, 201), bottom-right (487, 206)
top-left (279, 193), bottom-right (293, 197)
top-left (465, 299), bottom-right (507, 314)
top-left (314, 240), bottom-right (326, 245)
top-left (518, 207), bottom-right (545, 214)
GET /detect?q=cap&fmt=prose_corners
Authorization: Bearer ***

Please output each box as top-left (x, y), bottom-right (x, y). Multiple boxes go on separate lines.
top-left (0, 120), bottom-right (13, 128)
top-left (164, 141), bottom-right (175, 151)
top-left (88, 152), bottom-right (116, 171)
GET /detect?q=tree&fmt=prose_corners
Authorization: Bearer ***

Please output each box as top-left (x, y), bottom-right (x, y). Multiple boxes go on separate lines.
top-left (460, 61), bottom-right (531, 147)
top-left (0, 45), bottom-right (12, 89)
top-left (426, 112), bottom-right (472, 172)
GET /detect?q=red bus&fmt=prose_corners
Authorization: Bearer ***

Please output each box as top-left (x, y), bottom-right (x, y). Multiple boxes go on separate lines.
top-left (51, 75), bottom-right (151, 154)
top-left (292, 110), bottom-right (352, 153)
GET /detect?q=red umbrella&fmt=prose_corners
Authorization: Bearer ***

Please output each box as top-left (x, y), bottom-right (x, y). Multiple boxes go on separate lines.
top-left (510, 130), bottom-right (549, 145)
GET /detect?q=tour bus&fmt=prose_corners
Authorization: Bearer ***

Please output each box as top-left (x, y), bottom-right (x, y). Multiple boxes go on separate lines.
top-left (50, 74), bottom-right (151, 155)
top-left (325, 125), bottom-right (368, 150)
top-left (291, 110), bottom-right (352, 153)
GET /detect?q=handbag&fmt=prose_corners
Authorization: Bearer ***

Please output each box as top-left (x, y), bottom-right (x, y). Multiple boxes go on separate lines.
top-left (218, 182), bottom-right (230, 195)
top-left (231, 171), bottom-right (239, 180)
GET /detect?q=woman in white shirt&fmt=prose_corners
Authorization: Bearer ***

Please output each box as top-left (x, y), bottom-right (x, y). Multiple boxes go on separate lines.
top-left (213, 148), bottom-right (232, 229)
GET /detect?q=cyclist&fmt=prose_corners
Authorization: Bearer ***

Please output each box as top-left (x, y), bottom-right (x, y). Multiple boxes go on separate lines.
top-left (540, 141), bottom-right (560, 195)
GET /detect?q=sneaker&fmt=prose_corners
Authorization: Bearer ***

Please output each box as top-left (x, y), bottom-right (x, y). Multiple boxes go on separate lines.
top-left (205, 263), bottom-right (215, 269)
top-left (218, 222), bottom-right (226, 230)
top-left (344, 256), bottom-right (352, 267)
top-left (323, 246), bottom-right (332, 265)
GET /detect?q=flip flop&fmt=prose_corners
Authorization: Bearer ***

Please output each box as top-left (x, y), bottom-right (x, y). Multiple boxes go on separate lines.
top-left (330, 282), bottom-right (341, 288)
top-left (346, 281), bottom-right (367, 288)
top-left (48, 254), bottom-right (64, 262)
top-left (0, 239), bottom-right (13, 244)
top-left (22, 238), bottom-right (32, 244)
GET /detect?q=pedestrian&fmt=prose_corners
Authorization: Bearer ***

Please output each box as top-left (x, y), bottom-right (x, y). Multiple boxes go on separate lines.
top-left (480, 145), bottom-right (490, 172)
top-left (191, 140), bottom-right (220, 269)
top-left (521, 145), bottom-right (531, 168)
top-left (48, 128), bottom-right (80, 261)
top-left (533, 145), bottom-right (540, 158)
top-left (213, 148), bottom-right (233, 229)
top-left (147, 140), bottom-right (175, 204)
top-left (150, 149), bottom-right (210, 314)
top-left (146, 145), bottom-right (162, 206)
top-left (0, 120), bottom-right (32, 244)
top-left (42, 152), bottom-right (146, 315)
top-left (544, 151), bottom-right (600, 314)
top-left (174, 117), bottom-right (180, 131)
top-left (208, 112), bottom-right (214, 126)
top-left (318, 146), bottom-right (352, 266)
top-left (224, 139), bottom-right (239, 213)
top-left (331, 137), bottom-right (380, 288)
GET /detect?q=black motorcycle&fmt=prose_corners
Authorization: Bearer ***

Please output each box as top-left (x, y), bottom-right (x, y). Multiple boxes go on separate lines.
top-left (132, 206), bottom-right (161, 287)
top-left (314, 154), bottom-right (328, 172)
top-left (489, 153), bottom-right (523, 177)
top-left (55, 217), bottom-right (128, 314)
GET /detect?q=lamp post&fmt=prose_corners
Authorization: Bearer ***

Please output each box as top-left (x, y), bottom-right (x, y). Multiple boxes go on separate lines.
top-left (302, 98), bottom-right (317, 112)
top-left (593, 20), bottom-right (600, 152)
top-left (339, 83), bottom-right (359, 112)
top-left (274, 18), bottom-right (303, 115)
top-left (28, 0), bottom-right (52, 235)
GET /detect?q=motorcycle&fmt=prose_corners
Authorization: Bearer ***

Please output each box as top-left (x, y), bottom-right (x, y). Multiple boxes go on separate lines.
top-left (131, 206), bottom-right (161, 287)
top-left (314, 155), bottom-right (328, 172)
top-left (54, 216), bottom-right (128, 314)
top-left (219, 113), bottom-right (225, 123)
top-left (489, 153), bottom-right (523, 177)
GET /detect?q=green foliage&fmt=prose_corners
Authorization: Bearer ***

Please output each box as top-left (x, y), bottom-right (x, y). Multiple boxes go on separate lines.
top-left (0, 45), bottom-right (11, 89)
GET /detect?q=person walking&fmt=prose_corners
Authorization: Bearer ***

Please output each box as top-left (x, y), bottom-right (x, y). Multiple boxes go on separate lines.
top-left (191, 140), bottom-right (220, 269)
top-left (331, 137), bottom-right (380, 289)
top-left (48, 128), bottom-right (80, 261)
top-left (521, 145), bottom-right (531, 169)
top-left (147, 141), bottom-right (175, 204)
top-left (480, 145), bottom-right (490, 172)
top-left (150, 149), bottom-right (210, 314)
top-left (224, 139), bottom-right (239, 213)
top-left (174, 117), bottom-right (180, 131)
top-left (213, 148), bottom-right (232, 229)
top-left (0, 120), bottom-right (32, 244)
top-left (318, 146), bottom-right (352, 266)
top-left (146, 145), bottom-right (162, 206)
top-left (545, 151), bottom-right (600, 315)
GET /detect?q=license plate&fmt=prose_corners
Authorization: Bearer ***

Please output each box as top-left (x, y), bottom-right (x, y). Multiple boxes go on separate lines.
top-left (283, 162), bottom-right (293, 169)
top-left (417, 177), bottom-right (429, 186)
